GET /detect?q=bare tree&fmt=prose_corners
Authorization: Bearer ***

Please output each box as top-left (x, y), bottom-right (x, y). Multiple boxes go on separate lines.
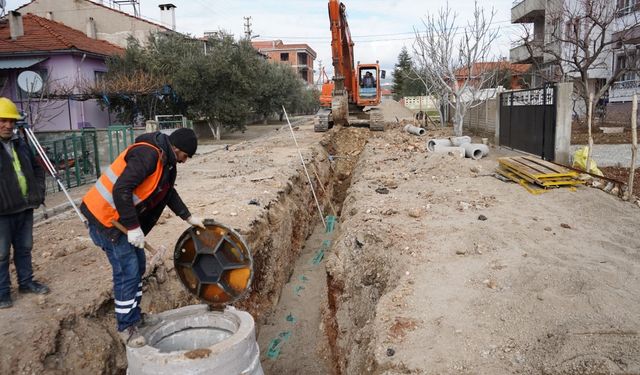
top-left (521, 0), bottom-right (640, 119)
top-left (413, 1), bottom-right (500, 136)
top-left (21, 76), bottom-right (74, 131)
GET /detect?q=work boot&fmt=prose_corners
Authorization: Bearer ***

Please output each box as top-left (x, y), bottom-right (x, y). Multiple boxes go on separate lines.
top-left (140, 312), bottom-right (161, 327)
top-left (0, 294), bottom-right (12, 309)
top-left (19, 281), bottom-right (50, 295)
top-left (118, 325), bottom-right (146, 348)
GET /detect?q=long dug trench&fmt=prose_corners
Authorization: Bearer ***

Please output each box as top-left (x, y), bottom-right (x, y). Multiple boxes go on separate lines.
top-left (0, 122), bottom-right (379, 374)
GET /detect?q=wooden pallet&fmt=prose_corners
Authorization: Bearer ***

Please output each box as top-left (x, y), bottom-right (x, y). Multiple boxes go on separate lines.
top-left (497, 156), bottom-right (584, 194)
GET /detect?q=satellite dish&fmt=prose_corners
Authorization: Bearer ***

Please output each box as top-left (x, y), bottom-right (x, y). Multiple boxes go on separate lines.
top-left (17, 71), bottom-right (44, 94)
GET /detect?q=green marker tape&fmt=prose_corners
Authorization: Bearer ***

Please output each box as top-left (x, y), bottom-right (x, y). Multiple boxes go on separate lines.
top-left (286, 313), bottom-right (296, 323)
top-left (266, 331), bottom-right (292, 360)
top-left (326, 216), bottom-right (337, 233)
top-left (294, 285), bottom-right (305, 296)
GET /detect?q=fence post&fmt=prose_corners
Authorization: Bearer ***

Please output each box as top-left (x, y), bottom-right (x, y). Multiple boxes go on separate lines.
top-left (628, 94), bottom-right (638, 200)
top-left (494, 86), bottom-right (504, 146)
top-left (554, 82), bottom-right (573, 164)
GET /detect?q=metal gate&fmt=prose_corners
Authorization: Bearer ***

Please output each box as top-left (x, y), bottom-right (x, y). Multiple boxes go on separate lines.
top-left (499, 86), bottom-right (556, 160)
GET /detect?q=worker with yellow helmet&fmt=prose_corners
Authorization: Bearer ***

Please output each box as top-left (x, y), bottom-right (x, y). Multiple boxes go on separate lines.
top-left (0, 97), bottom-right (49, 309)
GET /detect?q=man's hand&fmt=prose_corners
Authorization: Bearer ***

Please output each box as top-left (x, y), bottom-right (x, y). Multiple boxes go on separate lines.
top-left (127, 227), bottom-right (145, 249)
top-left (187, 216), bottom-right (206, 229)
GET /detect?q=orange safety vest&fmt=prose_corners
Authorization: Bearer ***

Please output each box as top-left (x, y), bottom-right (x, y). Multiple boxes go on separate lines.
top-left (83, 143), bottom-right (164, 228)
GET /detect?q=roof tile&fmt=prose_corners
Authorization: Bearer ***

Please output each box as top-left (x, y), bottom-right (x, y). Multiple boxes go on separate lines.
top-left (0, 13), bottom-right (124, 56)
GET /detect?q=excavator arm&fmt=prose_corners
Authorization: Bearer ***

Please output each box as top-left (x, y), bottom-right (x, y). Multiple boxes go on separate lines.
top-left (328, 0), bottom-right (355, 97)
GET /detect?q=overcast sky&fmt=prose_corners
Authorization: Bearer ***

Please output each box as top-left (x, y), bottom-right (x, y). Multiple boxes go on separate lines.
top-left (5, 0), bottom-right (520, 81)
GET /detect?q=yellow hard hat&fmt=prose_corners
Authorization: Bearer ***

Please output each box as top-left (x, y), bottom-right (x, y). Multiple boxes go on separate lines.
top-left (0, 97), bottom-right (22, 120)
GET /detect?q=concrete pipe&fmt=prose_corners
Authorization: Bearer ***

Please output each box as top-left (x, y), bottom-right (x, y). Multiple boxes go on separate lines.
top-left (461, 143), bottom-right (490, 160)
top-left (432, 145), bottom-right (466, 158)
top-left (126, 305), bottom-right (263, 375)
top-left (450, 136), bottom-right (472, 147)
top-left (404, 124), bottom-right (426, 136)
top-left (427, 138), bottom-right (453, 152)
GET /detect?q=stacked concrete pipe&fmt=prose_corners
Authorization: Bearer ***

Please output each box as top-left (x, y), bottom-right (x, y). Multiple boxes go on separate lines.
top-left (461, 143), bottom-right (490, 160)
top-left (433, 145), bottom-right (465, 158)
top-left (404, 124), bottom-right (426, 136)
top-left (427, 136), bottom-right (489, 160)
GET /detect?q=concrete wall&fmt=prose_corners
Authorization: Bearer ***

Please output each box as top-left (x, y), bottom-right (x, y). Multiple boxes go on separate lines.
top-left (463, 98), bottom-right (498, 137)
top-left (17, 0), bottom-right (170, 47)
top-left (555, 82), bottom-right (573, 164)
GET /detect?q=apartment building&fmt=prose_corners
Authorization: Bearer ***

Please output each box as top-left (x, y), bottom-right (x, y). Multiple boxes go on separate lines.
top-left (252, 40), bottom-right (317, 85)
top-left (510, 0), bottom-right (639, 119)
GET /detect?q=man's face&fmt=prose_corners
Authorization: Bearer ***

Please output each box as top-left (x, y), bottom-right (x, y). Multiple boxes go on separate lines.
top-left (173, 147), bottom-right (189, 163)
top-left (0, 118), bottom-right (15, 141)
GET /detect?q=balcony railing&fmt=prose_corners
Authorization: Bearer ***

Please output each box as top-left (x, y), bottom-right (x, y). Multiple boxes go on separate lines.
top-left (512, 0), bottom-right (546, 23)
top-left (510, 41), bottom-right (543, 63)
top-left (610, 79), bottom-right (640, 100)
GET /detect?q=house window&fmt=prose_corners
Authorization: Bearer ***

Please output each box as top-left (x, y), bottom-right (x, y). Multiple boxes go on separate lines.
top-left (17, 69), bottom-right (48, 99)
top-left (617, 0), bottom-right (638, 17)
top-left (616, 51), bottom-right (638, 82)
top-left (280, 52), bottom-right (289, 61)
top-left (95, 71), bottom-right (107, 84)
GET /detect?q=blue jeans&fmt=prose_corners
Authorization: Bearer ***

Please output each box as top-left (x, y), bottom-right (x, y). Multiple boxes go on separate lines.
top-left (88, 224), bottom-right (145, 331)
top-left (0, 209), bottom-right (35, 298)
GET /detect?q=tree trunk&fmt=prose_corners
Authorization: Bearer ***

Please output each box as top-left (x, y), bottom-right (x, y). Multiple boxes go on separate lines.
top-left (585, 93), bottom-right (594, 174)
top-left (207, 121), bottom-right (221, 141)
top-left (453, 102), bottom-right (465, 136)
top-left (628, 94), bottom-right (638, 200)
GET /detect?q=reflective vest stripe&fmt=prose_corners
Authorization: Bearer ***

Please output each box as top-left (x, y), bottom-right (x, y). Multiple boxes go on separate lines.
top-left (82, 143), bottom-right (163, 228)
top-left (101, 167), bottom-right (143, 205)
top-left (94, 179), bottom-right (116, 209)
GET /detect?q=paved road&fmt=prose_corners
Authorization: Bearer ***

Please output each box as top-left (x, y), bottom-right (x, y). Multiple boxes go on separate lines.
top-left (570, 144), bottom-right (636, 167)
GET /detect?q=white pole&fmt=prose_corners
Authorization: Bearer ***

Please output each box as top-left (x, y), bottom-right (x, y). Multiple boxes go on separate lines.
top-left (23, 126), bottom-right (86, 224)
top-left (282, 106), bottom-right (326, 229)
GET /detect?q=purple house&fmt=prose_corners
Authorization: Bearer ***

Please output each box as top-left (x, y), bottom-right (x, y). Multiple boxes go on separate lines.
top-left (0, 11), bottom-right (123, 131)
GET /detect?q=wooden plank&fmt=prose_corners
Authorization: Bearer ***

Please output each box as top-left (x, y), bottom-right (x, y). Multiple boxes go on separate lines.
top-left (499, 157), bottom-right (577, 180)
top-left (512, 156), bottom-right (558, 175)
top-left (512, 156), bottom-right (574, 177)
top-left (521, 155), bottom-right (573, 174)
top-left (499, 158), bottom-right (547, 179)
top-left (496, 168), bottom-right (548, 195)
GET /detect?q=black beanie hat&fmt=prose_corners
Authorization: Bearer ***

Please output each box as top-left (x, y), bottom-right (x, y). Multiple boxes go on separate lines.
top-left (169, 128), bottom-right (198, 157)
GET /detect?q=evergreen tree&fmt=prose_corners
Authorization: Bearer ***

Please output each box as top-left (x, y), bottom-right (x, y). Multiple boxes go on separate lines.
top-left (392, 47), bottom-right (423, 100)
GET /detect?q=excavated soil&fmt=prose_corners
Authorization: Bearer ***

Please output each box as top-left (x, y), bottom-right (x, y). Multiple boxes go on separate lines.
top-left (326, 123), bottom-right (640, 374)
top-left (2, 100), bottom-right (640, 375)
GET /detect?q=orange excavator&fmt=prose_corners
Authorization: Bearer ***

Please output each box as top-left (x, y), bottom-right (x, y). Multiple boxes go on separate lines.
top-left (315, 0), bottom-right (386, 132)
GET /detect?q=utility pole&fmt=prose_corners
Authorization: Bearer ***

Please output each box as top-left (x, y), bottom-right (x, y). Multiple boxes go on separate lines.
top-left (316, 60), bottom-right (323, 86)
top-left (244, 16), bottom-right (253, 39)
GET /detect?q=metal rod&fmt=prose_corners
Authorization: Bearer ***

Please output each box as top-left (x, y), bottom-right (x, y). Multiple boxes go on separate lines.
top-left (282, 106), bottom-right (326, 229)
top-left (22, 126), bottom-right (87, 225)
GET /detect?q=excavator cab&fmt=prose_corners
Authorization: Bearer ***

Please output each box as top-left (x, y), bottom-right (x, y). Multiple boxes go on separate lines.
top-left (355, 64), bottom-right (384, 107)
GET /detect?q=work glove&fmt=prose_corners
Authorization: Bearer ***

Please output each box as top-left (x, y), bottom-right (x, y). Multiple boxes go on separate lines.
top-left (187, 216), bottom-right (206, 229)
top-left (127, 227), bottom-right (145, 249)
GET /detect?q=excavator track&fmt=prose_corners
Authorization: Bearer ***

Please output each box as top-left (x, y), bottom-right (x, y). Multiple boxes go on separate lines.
top-left (369, 110), bottom-right (384, 131)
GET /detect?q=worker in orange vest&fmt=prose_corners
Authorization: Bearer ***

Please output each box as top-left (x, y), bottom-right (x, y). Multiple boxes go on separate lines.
top-left (0, 97), bottom-right (49, 309)
top-left (81, 128), bottom-right (205, 346)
